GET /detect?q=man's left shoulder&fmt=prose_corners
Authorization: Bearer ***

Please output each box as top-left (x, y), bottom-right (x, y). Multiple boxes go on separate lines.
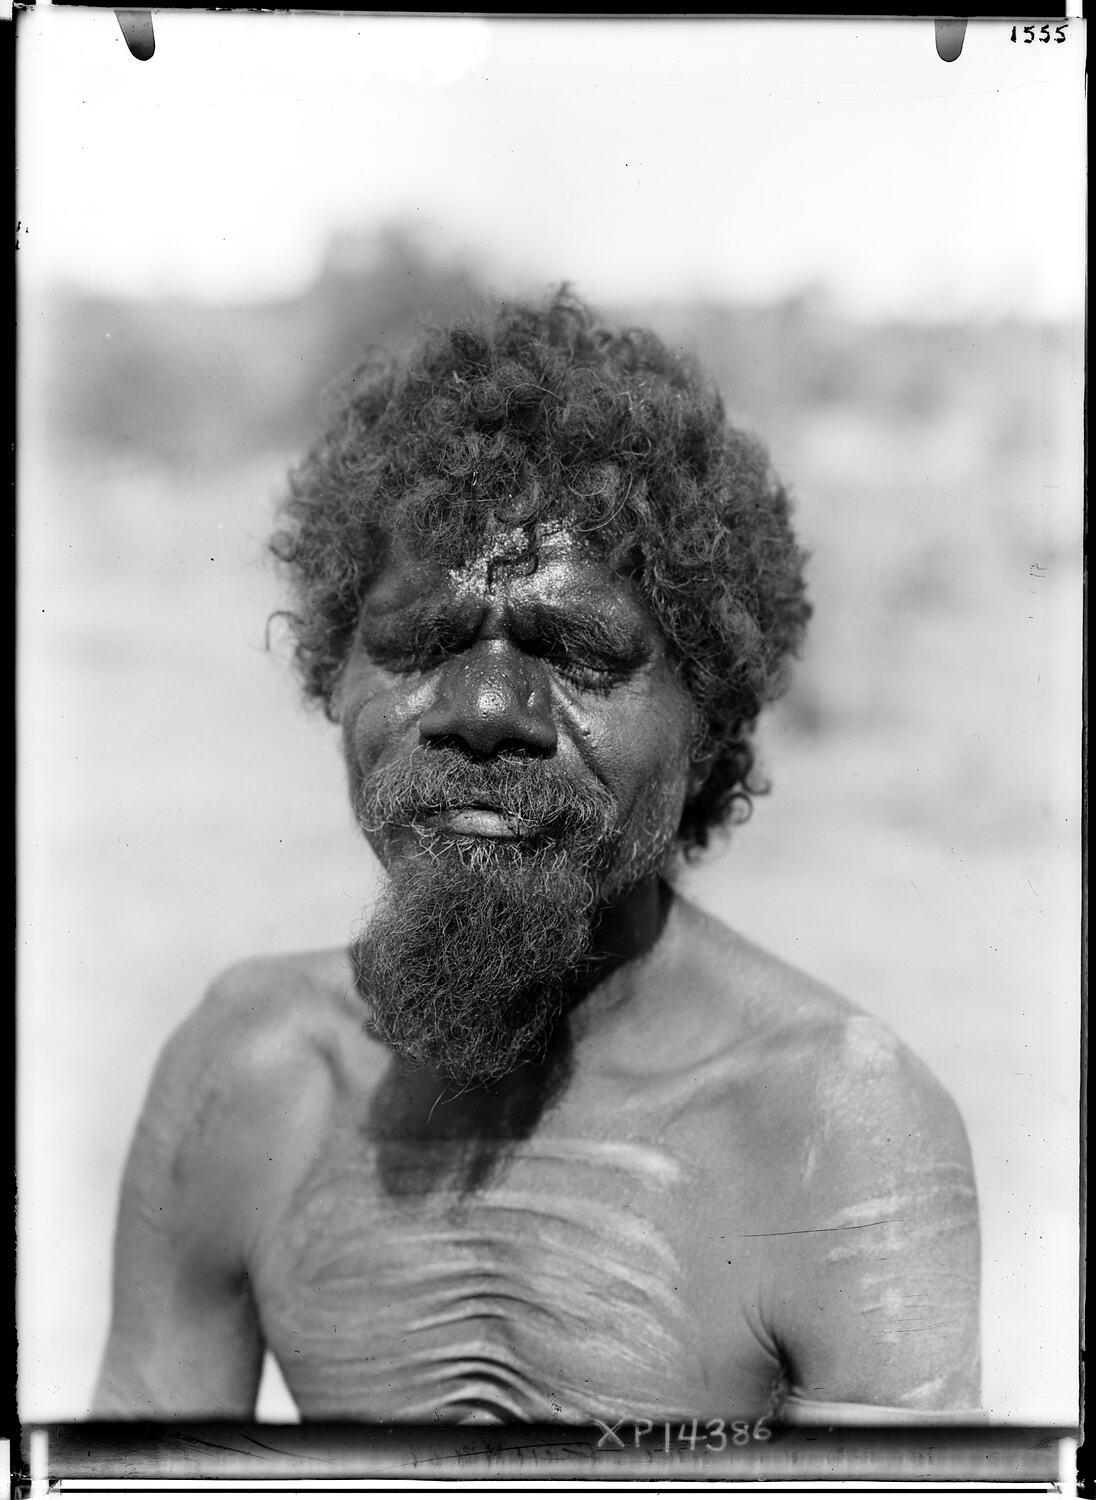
top-left (755, 994), bottom-right (977, 1213)
top-left (805, 1009), bottom-right (973, 1162)
top-left (672, 899), bottom-right (971, 1161)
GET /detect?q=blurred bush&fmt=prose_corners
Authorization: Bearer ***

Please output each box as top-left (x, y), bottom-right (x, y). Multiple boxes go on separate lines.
top-left (46, 226), bottom-right (494, 465)
top-left (48, 224), bottom-right (1074, 484)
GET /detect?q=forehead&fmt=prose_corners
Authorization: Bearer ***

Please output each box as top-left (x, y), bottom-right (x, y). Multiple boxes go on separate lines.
top-left (363, 524), bottom-right (652, 626)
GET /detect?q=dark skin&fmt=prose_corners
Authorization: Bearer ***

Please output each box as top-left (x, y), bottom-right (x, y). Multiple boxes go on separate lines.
top-left (94, 529), bottom-right (982, 1424)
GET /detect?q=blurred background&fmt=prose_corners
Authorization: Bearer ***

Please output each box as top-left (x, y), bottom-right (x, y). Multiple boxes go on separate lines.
top-left (18, 12), bottom-right (1084, 1426)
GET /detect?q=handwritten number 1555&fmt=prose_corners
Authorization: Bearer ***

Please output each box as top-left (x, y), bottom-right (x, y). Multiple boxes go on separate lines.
top-left (1011, 23), bottom-right (1067, 41)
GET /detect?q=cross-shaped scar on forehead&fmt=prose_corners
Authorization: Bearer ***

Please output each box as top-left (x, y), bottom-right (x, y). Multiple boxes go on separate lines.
top-left (448, 523), bottom-right (546, 593)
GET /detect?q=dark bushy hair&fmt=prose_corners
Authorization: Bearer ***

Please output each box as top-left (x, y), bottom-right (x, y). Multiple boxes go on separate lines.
top-left (271, 287), bottom-right (810, 855)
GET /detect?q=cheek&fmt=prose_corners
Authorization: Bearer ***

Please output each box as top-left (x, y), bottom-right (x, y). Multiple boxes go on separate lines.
top-left (574, 681), bottom-right (695, 812)
top-left (338, 676), bottom-right (432, 784)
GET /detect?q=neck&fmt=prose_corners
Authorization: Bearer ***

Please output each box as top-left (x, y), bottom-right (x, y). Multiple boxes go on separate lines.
top-left (591, 873), bottom-right (673, 963)
top-left (562, 875), bottom-right (675, 1041)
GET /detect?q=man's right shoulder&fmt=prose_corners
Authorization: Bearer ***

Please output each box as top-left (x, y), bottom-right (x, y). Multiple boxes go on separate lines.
top-left (167, 948), bottom-right (354, 1059)
top-left (194, 948), bottom-right (357, 1034)
top-left (142, 949), bottom-right (380, 1162)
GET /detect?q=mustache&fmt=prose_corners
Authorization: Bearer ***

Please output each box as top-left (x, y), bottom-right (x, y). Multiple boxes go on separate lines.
top-left (354, 750), bottom-right (617, 853)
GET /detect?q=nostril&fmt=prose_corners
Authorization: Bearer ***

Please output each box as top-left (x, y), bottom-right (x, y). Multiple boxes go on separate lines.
top-left (419, 658), bottom-right (557, 757)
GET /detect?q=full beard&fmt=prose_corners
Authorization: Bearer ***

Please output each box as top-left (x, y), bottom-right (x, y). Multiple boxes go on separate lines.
top-left (350, 751), bottom-right (679, 1087)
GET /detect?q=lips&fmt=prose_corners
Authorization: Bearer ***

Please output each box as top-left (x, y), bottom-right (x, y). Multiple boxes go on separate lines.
top-left (434, 806), bottom-right (520, 838)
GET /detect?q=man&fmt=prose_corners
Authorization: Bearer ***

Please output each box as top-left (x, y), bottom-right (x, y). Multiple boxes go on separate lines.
top-left (94, 290), bottom-right (981, 1426)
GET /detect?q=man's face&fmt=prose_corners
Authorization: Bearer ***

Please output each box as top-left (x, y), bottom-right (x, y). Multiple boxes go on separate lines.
top-left (338, 525), bottom-right (698, 1083)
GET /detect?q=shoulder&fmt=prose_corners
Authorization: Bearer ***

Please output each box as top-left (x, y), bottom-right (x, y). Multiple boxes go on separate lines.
top-left (664, 897), bottom-right (973, 1168)
top-left (137, 949), bottom-right (381, 1191)
top-left (160, 948), bottom-right (368, 1087)
top-left (780, 1006), bottom-right (977, 1228)
top-left (800, 1008), bottom-right (972, 1153)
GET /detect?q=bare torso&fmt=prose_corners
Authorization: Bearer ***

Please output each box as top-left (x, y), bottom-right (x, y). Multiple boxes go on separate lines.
top-left (94, 895), bottom-right (982, 1424)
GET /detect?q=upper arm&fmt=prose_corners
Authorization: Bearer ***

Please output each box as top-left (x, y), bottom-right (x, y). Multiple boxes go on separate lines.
top-left (92, 976), bottom-right (267, 1419)
top-left (764, 1017), bottom-right (981, 1414)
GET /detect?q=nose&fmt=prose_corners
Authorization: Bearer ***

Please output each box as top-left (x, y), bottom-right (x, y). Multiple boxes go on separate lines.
top-left (418, 642), bottom-right (558, 758)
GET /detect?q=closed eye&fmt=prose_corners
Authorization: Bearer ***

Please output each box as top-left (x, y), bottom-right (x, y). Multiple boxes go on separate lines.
top-left (514, 609), bottom-right (651, 693)
top-left (542, 650), bottom-right (637, 694)
top-left (358, 600), bottom-right (653, 689)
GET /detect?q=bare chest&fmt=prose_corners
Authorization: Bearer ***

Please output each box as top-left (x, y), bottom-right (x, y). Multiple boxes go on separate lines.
top-left (249, 1120), bottom-right (780, 1424)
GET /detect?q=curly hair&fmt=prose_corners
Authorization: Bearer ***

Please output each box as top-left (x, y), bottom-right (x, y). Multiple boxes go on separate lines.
top-left (271, 287), bottom-right (811, 856)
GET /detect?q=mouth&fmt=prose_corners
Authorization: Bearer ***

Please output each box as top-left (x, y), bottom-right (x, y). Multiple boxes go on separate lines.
top-left (426, 804), bottom-right (524, 840)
